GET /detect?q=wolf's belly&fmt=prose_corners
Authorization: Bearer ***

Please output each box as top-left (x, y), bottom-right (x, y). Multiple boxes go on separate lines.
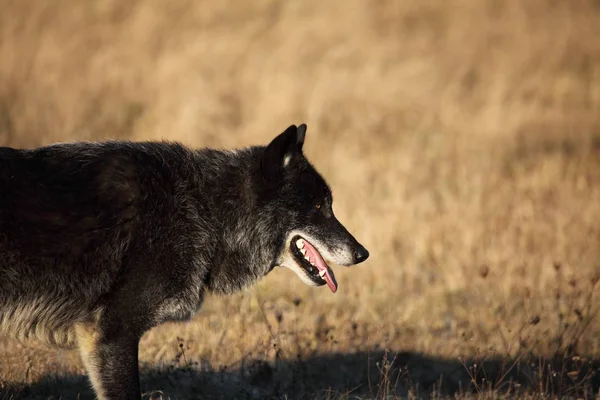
top-left (0, 296), bottom-right (92, 348)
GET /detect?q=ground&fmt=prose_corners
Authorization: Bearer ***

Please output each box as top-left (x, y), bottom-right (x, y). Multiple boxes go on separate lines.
top-left (1, 0), bottom-right (600, 399)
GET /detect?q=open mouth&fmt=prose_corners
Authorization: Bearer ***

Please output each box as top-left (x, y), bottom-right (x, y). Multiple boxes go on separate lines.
top-left (290, 235), bottom-right (338, 293)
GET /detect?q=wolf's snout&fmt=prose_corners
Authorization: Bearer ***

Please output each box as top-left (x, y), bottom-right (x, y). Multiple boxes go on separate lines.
top-left (353, 244), bottom-right (369, 264)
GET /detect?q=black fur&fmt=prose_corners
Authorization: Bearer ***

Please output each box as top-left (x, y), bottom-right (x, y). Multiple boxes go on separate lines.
top-left (0, 124), bottom-right (369, 399)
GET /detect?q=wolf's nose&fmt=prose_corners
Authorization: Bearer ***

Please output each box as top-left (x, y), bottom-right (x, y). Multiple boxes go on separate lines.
top-left (353, 245), bottom-right (369, 264)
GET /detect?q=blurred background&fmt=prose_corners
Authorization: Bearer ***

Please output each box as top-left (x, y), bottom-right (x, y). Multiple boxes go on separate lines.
top-left (1, 0), bottom-right (600, 398)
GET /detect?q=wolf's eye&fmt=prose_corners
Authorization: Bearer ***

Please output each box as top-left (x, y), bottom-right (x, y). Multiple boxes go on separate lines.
top-left (316, 201), bottom-right (332, 218)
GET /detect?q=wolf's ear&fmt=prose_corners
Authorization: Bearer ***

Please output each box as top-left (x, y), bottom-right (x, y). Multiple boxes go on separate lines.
top-left (261, 124), bottom-right (307, 177)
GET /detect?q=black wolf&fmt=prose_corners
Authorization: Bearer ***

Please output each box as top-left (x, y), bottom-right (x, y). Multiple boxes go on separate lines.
top-left (0, 124), bottom-right (369, 399)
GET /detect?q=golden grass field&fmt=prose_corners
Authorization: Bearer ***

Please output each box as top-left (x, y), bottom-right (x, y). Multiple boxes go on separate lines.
top-left (1, 0), bottom-right (600, 398)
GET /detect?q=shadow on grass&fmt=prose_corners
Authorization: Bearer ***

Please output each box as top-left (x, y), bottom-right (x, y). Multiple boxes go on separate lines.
top-left (2, 350), bottom-right (600, 399)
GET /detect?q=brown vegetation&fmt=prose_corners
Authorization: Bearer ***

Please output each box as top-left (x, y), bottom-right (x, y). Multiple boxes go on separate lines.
top-left (1, 0), bottom-right (600, 398)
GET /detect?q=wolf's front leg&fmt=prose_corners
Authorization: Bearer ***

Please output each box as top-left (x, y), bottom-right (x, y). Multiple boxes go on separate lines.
top-left (75, 322), bottom-right (142, 399)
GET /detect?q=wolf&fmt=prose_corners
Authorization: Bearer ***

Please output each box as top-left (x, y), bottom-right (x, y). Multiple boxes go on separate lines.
top-left (0, 124), bottom-right (369, 399)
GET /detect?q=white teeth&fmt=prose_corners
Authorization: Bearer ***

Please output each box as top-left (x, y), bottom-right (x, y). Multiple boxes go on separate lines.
top-left (319, 270), bottom-right (326, 278)
top-left (304, 255), bottom-right (316, 266)
top-left (300, 248), bottom-right (306, 255)
top-left (295, 239), bottom-right (304, 249)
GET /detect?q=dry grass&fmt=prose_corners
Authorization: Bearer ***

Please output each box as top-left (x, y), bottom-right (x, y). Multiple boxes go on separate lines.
top-left (1, 0), bottom-right (600, 398)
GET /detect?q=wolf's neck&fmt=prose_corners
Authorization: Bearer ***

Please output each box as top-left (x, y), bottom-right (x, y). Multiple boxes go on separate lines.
top-left (191, 147), bottom-right (260, 207)
top-left (188, 146), bottom-right (274, 295)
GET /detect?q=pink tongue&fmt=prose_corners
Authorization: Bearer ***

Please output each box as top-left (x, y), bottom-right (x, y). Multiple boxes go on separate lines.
top-left (316, 258), bottom-right (338, 293)
top-left (302, 240), bottom-right (338, 293)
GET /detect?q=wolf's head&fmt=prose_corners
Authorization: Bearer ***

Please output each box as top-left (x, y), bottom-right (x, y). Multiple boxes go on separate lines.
top-left (257, 124), bottom-right (369, 293)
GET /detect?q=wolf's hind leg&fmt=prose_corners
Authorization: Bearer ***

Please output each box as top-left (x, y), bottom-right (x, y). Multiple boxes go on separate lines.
top-left (75, 322), bottom-right (141, 400)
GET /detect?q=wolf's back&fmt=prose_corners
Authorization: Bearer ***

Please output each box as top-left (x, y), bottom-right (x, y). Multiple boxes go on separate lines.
top-left (0, 142), bottom-right (172, 346)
